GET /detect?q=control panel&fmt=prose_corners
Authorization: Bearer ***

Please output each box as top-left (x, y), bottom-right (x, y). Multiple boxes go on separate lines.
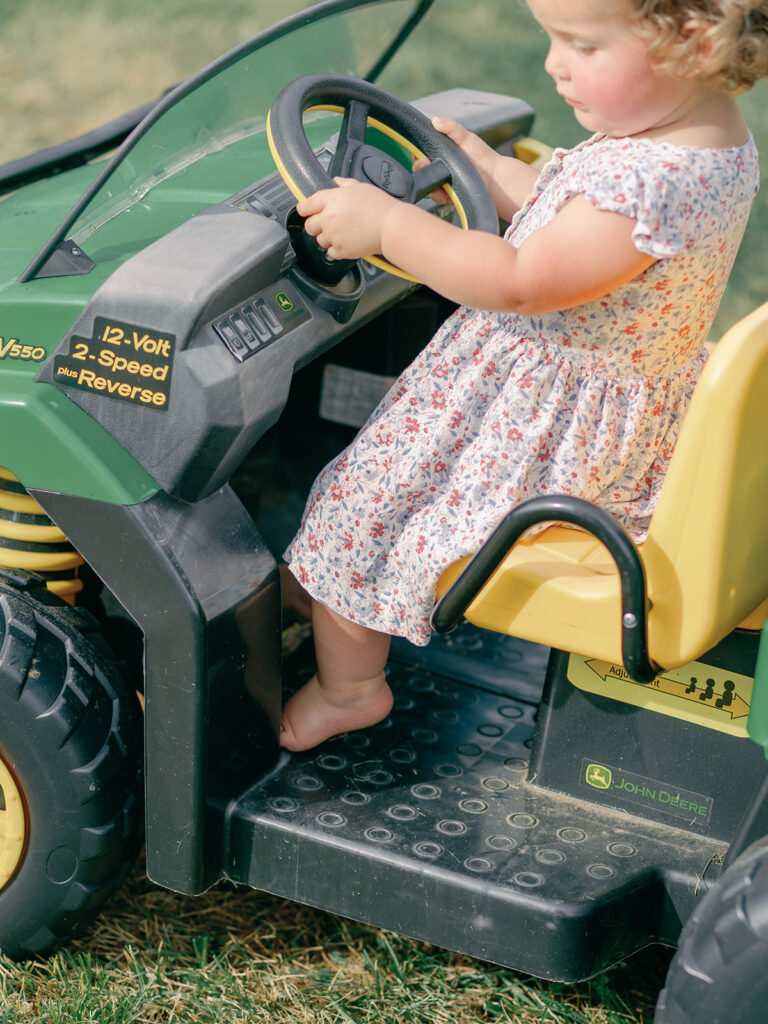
top-left (213, 287), bottom-right (311, 363)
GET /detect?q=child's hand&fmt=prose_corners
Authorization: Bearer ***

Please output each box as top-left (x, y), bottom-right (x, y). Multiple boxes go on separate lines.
top-left (419, 117), bottom-right (500, 194)
top-left (297, 178), bottom-right (400, 261)
top-left (416, 117), bottom-right (538, 222)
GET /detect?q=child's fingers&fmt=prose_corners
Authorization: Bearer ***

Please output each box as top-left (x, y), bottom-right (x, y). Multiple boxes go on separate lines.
top-left (296, 192), bottom-right (323, 218)
top-left (411, 154), bottom-right (451, 205)
top-left (431, 116), bottom-right (466, 144)
top-left (298, 178), bottom-right (358, 220)
top-left (297, 184), bottom-right (342, 218)
top-left (302, 213), bottom-right (322, 239)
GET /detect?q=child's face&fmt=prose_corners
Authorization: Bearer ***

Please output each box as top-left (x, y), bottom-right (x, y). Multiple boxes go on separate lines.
top-left (527, 0), bottom-right (704, 137)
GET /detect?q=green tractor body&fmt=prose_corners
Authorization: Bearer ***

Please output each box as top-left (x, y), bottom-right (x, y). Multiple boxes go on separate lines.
top-left (1, 3), bottom-right (767, 1021)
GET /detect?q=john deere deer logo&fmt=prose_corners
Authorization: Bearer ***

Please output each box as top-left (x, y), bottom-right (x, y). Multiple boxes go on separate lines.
top-left (585, 764), bottom-right (612, 790)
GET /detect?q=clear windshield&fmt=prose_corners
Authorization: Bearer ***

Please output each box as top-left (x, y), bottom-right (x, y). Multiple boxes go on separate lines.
top-left (26, 0), bottom-right (430, 279)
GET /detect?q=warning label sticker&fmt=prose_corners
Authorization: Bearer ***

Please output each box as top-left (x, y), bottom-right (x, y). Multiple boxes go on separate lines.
top-left (53, 317), bottom-right (175, 410)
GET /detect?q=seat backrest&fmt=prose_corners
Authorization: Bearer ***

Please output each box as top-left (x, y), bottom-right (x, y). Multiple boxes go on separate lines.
top-left (644, 301), bottom-right (768, 666)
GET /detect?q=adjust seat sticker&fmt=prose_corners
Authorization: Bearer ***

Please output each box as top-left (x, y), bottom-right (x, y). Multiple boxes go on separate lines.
top-left (567, 653), bottom-right (754, 738)
top-left (53, 317), bottom-right (174, 410)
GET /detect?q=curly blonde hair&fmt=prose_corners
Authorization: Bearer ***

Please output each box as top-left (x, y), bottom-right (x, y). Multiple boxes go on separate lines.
top-left (633, 0), bottom-right (768, 92)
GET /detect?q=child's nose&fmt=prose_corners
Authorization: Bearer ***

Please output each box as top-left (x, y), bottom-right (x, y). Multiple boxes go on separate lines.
top-left (544, 42), bottom-right (569, 81)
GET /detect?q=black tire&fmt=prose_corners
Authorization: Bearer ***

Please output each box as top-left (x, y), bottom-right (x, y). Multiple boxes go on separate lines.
top-left (655, 839), bottom-right (768, 1023)
top-left (0, 569), bottom-right (143, 958)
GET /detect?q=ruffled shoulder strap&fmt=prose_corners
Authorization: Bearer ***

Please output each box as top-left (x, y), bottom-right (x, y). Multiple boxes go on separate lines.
top-left (546, 135), bottom-right (758, 259)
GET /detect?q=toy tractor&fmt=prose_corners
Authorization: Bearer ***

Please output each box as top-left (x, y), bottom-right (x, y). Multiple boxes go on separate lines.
top-left (1, 2), bottom-right (767, 1021)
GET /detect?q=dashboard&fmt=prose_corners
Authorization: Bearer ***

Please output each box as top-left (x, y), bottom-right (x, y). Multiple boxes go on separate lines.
top-left (38, 90), bottom-right (535, 503)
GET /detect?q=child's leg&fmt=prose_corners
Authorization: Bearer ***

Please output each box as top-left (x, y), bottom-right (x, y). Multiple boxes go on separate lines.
top-left (279, 598), bottom-right (393, 751)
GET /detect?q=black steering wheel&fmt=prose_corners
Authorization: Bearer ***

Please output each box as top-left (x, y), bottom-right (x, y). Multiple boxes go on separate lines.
top-left (267, 74), bottom-right (499, 283)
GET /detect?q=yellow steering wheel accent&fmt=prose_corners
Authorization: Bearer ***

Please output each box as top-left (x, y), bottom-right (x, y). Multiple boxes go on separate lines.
top-left (0, 755), bottom-right (26, 891)
top-left (266, 104), bottom-right (469, 284)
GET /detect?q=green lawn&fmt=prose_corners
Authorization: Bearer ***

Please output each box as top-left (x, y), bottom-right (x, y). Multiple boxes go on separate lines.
top-left (1, 1), bottom-right (765, 1020)
top-left (0, 852), bottom-right (670, 1023)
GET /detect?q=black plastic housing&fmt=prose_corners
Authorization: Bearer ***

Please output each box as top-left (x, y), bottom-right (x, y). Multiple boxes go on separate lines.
top-left (35, 486), bottom-right (281, 894)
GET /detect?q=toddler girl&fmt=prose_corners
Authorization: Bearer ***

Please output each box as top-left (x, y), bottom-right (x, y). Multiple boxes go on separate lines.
top-left (280, 0), bottom-right (767, 751)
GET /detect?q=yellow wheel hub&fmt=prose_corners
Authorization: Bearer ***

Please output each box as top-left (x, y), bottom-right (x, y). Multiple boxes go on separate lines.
top-left (0, 755), bottom-right (26, 890)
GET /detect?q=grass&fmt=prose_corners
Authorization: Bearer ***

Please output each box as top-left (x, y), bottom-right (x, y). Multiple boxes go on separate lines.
top-left (0, 852), bottom-right (671, 1023)
top-left (0, 0), bottom-right (306, 161)
top-left (0, 1), bottom-right (764, 1020)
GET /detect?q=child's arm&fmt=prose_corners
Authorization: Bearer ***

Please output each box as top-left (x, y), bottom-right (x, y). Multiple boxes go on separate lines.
top-left (298, 179), bottom-right (656, 315)
top-left (425, 118), bottom-right (539, 220)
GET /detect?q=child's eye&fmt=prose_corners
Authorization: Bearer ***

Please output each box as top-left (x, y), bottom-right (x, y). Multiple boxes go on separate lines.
top-left (571, 39), bottom-right (596, 54)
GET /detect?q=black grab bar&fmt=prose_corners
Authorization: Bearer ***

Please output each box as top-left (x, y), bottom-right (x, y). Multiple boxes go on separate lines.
top-left (431, 495), bottom-right (658, 684)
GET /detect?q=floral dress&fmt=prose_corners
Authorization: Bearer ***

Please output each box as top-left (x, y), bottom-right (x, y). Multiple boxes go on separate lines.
top-left (285, 133), bottom-right (760, 645)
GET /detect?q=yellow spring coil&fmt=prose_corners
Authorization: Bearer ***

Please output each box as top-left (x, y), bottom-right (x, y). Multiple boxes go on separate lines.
top-left (0, 466), bottom-right (84, 604)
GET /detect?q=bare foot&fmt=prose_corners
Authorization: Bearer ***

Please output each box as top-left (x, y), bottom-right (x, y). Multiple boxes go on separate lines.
top-left (279, 563), bottom-right (312, 620)
top-left (280, 673), bottom-right (393, 751)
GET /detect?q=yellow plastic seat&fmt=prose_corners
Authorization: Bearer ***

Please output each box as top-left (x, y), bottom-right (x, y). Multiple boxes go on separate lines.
top-left (435, 301), bottom-right (768, 672)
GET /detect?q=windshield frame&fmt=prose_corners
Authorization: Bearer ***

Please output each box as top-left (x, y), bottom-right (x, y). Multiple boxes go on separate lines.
top-left (20, 0), bottom-right (435, 283)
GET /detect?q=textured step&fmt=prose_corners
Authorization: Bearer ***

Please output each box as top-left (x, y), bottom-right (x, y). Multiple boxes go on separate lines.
top-left (225, 627), bottom-right (725, 981)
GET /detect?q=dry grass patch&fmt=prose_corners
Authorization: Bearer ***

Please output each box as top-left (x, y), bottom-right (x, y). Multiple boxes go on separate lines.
top-left (0, 854), bottom-right (667, 1023)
